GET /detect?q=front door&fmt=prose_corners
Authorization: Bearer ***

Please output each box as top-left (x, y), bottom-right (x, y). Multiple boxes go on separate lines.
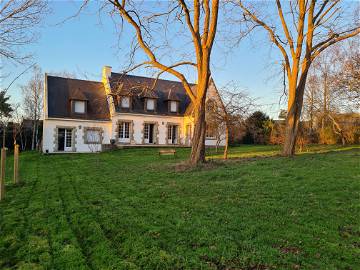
top-left (58, 128), bottom-right (73, 152)
top-left (167, 125), bottom-right (178, 144)
top-left (144, 124), bottom-right (155, 144)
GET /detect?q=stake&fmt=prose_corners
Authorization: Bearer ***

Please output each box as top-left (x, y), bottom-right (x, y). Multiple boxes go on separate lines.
top-left (14, 144), bottom-right (19, 184)
top-left (0, 148), bottom-right (6, 201)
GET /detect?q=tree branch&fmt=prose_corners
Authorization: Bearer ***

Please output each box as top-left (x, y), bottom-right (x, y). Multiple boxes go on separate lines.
top-left (276, 0), bottom-right (295, 58)
top-left (109, 0), bottom-right (197, 102)
top-left (237, 0), bottom-right (291, 76)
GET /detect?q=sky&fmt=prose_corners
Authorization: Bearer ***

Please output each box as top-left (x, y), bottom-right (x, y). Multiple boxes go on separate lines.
top-left (1, 0), bottom-right (289, 119)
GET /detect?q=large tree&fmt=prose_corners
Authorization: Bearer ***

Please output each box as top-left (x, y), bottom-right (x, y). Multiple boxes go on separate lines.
top-left (236, 0), bottom-right (360, 156)
top-left (96, 0), bottom-right (220, 165)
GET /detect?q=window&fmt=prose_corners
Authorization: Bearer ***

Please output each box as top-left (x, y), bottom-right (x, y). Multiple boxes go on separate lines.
top-left (66, 129), bottom-right (73, 147)
top-left (57, 128), bottom-right (73, 151)
top-left (144, 124), bottom-right (149, 139)
top-left (119, 122), bottom-right (130, 139)
top-left (170, 101), bottom-right (178, 112)
top-left (167, 125), bottom-right (178, 144)
top-left (86, 129), bottom-right (101, 144)
top-left (74, 100), bottom-right (86, 113)
top-left (146, 98), bottom-right (155, 111)
top-left (121, 96), bottom-right (130, 108)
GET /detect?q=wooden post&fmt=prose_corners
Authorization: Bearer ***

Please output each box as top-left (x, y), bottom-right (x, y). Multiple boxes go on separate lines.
top-left (14, 144), bottom-right (19, 184)
top-left (0, 148), bottom-right (6, 201)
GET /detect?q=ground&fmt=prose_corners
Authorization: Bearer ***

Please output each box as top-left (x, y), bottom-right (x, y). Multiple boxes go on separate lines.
top-left (0, 145), bottom-right (359, 270)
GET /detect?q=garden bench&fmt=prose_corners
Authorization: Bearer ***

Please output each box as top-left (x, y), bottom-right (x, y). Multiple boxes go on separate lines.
top-left (159, 149), bottom-right (176, 156)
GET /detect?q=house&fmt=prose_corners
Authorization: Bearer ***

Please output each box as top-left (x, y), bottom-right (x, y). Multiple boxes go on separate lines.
top-left (42, 66), bottom-right (225, 153)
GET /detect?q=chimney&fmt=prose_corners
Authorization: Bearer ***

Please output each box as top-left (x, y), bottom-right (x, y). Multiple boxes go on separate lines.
top-left (102, 65), bottom-right (112, 79)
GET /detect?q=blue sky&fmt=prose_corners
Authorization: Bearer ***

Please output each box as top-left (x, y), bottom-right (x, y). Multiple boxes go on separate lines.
top-left (2, 1), bottom-right (287, 118)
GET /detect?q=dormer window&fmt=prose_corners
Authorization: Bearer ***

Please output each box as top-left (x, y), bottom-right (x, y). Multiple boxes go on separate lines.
top-left (146, 98), bottom-right (155, 111)
top-left (121, 96), bottom-right (130, 108)
top-left (170, 101), bottom-right (178, 113)
top-left (73, 100), bottom-right (86, 114)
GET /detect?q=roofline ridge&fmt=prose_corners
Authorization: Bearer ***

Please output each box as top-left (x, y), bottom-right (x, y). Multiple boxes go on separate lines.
top-left (110, 72), bottom-right (197, 86)
top-left (46, 74), bottom-right (102, 84)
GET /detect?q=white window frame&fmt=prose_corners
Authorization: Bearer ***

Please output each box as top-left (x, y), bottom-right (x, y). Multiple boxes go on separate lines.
top-left (146, 98), bottom-right (155, 111)
top-left (119, 121), bottom-right (131, 143)
top-left (167, 125), bottom-right (178, 144)
top-left (74, 100), bottom-right (86, 114)
top-left (65, 129), bottom-right (73, 151)
top-left (170, 101), bottom-right (178, 113)
top-left (85, 129), bottom-right (101, 144)
top-left (121, 96), bottom-right (130, 108)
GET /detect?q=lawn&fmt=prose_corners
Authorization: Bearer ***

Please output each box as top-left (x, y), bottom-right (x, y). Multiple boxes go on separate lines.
top-left (0, 145), bottom-right (359, 269)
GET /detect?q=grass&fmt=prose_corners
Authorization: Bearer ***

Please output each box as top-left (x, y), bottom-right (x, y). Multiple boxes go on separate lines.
top-left (0, 145), bottom-right (359, 269)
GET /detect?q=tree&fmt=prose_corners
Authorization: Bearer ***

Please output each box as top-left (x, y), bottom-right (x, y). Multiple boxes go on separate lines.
top-left (304, 40), bottom-right (359, 145)
top-left (236, 0), bottom-right (360, 156)
top-left (206, 82), bottom-right (254, 159)
top-left (21, 65), bottom-right (43, 150)
top-left (0, 0), bottom-right (48, 63)
top-left (0, 91), bottom-right (13, 148)
top-left (244, 111), bottom-right (272, 145)
top-left (334, 37), bottom-right (360, 108)
top-left (11, 104), bottom-right (26, 150)
top-left (94, 0), bottom-right (220, 165)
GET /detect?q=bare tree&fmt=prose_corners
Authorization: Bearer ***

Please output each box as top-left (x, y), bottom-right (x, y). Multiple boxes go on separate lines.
top-left (21, 65), bottom-right (43, 150)
top-left (235, 0), bottom-right (360, 156)
top-left (0, 0), bottom-right (48, 63)
top-left (304, 40), bottom-right (360, 145)
top-left (334, 36), bottom-right (360, 108)
top-left (91, 0), bottom-right (220, 165)
top-left (11, 104), bottom-right (27, 150)
top-left (206, 82), bottom-right (254, 159)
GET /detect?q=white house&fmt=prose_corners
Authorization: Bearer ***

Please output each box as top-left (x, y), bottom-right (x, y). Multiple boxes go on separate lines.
top-left (42, 66), bottom-right (225, 153)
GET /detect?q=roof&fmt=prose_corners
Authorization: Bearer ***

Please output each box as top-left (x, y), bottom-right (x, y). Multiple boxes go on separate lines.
top-left (46, 76), bottom-right (111, 121)
top-left (109, 73), bottom-right (194, 116)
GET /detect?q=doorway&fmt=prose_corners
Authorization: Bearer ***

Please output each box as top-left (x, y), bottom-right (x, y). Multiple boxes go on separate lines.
top-left (167, 125), bottom-right (178, 144)
top-left (58, 128), bottom-right (73, 151)
top-left (144, 123), bottom-right (155, 144)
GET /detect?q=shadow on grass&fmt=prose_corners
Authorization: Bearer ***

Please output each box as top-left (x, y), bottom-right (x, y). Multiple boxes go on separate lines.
top-left (170, 145), bottom-right (360, 173)
top-left (206, 144), bottom-right (360, 160)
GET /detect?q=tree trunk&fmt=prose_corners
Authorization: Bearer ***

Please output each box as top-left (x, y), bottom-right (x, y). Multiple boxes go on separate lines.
top-left (190, 99), bottom-right (206, 165)
top-left (223, 122), bottom-right (229, 160)
top-left (31, 120), bottom-right (36, 150)
top-left (34, 120), bottom-right (39, 150)
top-left (2, 125), bottom-right (6, 149)
top-left (282, 73), bottom-right (307, 156)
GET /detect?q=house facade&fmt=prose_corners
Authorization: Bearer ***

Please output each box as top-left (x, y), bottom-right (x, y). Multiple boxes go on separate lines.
top-left (42, 66), bottom-right (225, 153)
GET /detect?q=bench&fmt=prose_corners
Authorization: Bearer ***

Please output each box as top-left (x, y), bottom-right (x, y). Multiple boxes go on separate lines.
top-left (159, 149), bottom-right (176, 156)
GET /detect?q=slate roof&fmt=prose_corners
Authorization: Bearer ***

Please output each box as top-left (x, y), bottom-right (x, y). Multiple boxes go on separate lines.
top-left (46, 76), bottom-right (110, 121)
top-left (109, 73), bottom-right (195, 116)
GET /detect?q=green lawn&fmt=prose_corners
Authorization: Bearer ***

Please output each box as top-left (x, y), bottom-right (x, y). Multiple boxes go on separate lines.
top-left (0, 145), bottom-right (359, 269)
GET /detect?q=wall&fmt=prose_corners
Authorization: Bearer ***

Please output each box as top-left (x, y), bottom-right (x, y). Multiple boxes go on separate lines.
top-left (42, 118), bottom-right (112, 153)
top-left (112, 113), bottom-right (226, 147)
top-left (112, 113), bottom-right (186, 145)
top-left (43, 114), bottom-right (225, 153)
